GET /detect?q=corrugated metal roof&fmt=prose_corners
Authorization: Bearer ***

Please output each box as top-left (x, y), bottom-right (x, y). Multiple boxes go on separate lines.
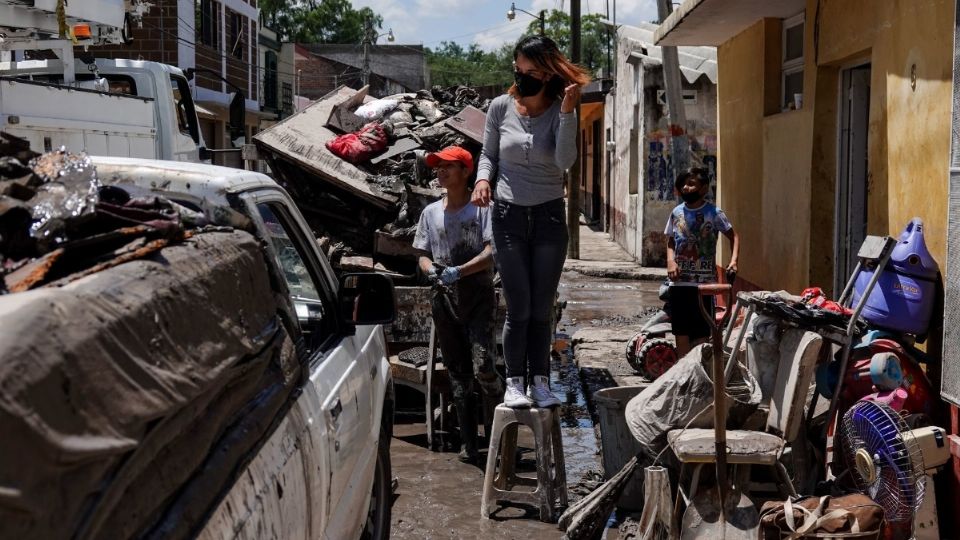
top-left (619, 22), bottom-right (718, 84)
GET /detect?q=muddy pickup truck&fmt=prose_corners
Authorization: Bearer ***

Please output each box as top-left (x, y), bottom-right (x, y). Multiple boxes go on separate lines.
top-left (0, 157), bottom-right (396, 540)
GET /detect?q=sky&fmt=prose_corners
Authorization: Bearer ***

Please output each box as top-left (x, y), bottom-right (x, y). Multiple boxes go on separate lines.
top-left (349, 0), bottom-right (659, 51)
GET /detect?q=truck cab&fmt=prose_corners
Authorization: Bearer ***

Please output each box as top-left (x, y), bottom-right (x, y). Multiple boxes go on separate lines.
top-left (1, 58), bottom-right (204, 162)
top-left (90, 157), bottom-right (396, 539)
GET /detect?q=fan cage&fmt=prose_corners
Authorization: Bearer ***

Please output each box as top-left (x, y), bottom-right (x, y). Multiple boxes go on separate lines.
top-left (837, 400), bottom-right (926, 524)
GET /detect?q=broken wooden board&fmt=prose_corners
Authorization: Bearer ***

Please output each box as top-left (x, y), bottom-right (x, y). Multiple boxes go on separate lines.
top-left (444, 105), bottom-right (486, 145)
top-left (374, 230), bottom-right (418, 258)
top-left (253, 86), bottom-right (398, 210)
top-left (326, 105), bottom-right (366, 134)
top-left (370, 137), bottom-right (420, 165)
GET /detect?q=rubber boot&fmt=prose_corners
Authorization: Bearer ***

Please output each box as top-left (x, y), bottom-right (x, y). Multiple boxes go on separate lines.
top-left (454, 395), bottom-right (479, 464)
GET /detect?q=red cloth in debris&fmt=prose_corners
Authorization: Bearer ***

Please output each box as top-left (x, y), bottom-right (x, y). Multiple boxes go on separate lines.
top-left (800, 287), bottom-right (853, 316)
top-left (325, 122), bottom-right (389, 163)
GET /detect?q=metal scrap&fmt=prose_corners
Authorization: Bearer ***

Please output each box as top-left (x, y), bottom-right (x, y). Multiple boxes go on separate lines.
top-left (0, 133), bottom-right (201, 294)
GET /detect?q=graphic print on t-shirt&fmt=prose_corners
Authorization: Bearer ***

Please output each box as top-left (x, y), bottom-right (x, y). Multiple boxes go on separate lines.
top-left (664, 202), bottom-right (732, 283)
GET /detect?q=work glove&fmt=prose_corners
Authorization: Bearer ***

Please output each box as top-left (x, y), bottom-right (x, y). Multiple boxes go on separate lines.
top-left (440, 266), bottom-right (461, 285)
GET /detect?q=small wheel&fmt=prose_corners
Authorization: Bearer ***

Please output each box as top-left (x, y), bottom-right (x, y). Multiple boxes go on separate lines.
top-left (638, 338), bottom-right (678, 379)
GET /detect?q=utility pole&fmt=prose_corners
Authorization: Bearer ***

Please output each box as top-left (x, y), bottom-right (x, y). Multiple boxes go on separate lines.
top-left (656, 0), bottom-right (690, 175)
top-left (567, 0), bottom-right (582, 259)
top-left (362, 17), bottom-right (372, 87)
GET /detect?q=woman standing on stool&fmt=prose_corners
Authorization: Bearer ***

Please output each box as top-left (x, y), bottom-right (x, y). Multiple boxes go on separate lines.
top-left (473, 35), bottom-right (590, 408)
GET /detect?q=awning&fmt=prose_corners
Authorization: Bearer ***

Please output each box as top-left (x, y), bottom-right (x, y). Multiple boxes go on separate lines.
top-left (654, 0), bottom-right (804, 46)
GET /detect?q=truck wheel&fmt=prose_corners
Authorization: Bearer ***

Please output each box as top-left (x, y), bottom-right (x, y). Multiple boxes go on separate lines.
top-left (361, 429), bottom-right (391, 540)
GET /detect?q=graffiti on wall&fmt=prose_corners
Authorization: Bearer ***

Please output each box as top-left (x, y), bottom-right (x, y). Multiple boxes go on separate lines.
top-left (646, 130), bottom-right (718, 201)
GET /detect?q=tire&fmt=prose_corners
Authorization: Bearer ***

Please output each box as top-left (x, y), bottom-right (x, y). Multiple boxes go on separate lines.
top-left (638, 338), bottom-right (678, 380)
top-left (360, 428), bottom-right (391, 540)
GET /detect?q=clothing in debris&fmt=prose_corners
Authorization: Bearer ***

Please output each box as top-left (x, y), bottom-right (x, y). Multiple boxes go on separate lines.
top-left (476, 94), bottom-right (578, 206)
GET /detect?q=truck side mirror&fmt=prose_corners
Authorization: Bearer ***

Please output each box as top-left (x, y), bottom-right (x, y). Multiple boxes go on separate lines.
top-left (338, 273), bottom-right (396, 326)
top-left (199, 147), bottom-right (212, 161)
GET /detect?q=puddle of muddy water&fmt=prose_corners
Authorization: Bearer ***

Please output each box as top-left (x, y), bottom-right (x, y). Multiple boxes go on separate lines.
top-left (551, 275), bottom-right (663, 490)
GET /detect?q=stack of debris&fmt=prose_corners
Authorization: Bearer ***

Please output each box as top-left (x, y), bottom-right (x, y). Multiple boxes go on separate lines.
top-left (254, 84), bottom-right (493, 276)
top-left (0, 133), bottom-right (205, 294)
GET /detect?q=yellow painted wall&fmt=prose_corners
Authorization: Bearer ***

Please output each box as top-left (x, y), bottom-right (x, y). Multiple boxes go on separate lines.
top-left (716, 20), bottom-right (769, 288)
top-left (716, 0), bottom-right (953, 294)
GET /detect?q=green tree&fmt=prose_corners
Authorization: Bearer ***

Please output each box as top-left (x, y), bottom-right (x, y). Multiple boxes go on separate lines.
top-left (260, 0), bottom-right (384, 44)
top-left (523, 10), bottom-right (610, 76)
top-left (425, 41), bottom-right (514, 88)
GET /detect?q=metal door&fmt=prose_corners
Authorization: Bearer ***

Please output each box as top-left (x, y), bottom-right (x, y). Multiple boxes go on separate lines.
top-left (834, 64), bottom-right (871, 294)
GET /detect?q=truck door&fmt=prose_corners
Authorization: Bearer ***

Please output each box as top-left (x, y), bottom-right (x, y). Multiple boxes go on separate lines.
top-left (168, 74), bottom-right (202, 162)
top-left (249, 196), bottom-right (373, 536)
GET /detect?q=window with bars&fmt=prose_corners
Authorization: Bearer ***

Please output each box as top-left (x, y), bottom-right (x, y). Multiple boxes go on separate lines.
top-left (282, 82), bottom-right (293, 116)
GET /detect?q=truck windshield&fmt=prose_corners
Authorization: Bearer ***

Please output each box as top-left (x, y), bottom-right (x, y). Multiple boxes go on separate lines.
top-left (170, 75), bottom-right (200, 144)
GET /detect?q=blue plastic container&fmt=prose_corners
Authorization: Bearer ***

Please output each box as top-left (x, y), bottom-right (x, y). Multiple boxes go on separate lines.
top-left (851, 218), bottom-right (939, 335)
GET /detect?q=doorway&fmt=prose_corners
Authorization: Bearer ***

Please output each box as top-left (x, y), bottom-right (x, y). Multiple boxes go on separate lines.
top-left (834, 64), bottom-right (871, 294)
top-left (592, 119), bottom-right (603, 221)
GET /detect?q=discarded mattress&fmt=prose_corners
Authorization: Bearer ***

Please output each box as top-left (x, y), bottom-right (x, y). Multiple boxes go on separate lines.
top-left (0, 230), bottom-right (300, 540)
top-left (625, 343), bottom-right (761, 460)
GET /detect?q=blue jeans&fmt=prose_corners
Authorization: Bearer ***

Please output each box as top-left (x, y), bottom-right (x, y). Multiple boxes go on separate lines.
top-left (492, 198), bottom-right (568, 378)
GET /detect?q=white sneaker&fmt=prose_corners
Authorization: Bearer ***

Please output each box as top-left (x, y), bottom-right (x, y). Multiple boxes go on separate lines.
top-left (503, 377), bottom-right (534, 408)
top-left (527, 375), bottom-right (561, 408)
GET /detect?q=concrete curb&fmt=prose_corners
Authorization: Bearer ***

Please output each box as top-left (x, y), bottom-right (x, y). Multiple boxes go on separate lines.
top-left (562, 263), bottom-right (667, 282)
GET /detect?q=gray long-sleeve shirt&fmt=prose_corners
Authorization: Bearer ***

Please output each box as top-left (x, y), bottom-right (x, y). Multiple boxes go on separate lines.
top-left (476, 94), bottom-right (578, 206)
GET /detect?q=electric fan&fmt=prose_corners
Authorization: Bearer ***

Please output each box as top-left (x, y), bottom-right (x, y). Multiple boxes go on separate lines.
top-left (837, 400), bottom-right (925, 524)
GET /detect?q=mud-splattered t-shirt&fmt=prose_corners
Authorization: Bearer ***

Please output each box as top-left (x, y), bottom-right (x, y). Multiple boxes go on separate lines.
top-left (664, 202), bottom-right (732, 284)
top-left (413, 200), bottom-right (492, 268)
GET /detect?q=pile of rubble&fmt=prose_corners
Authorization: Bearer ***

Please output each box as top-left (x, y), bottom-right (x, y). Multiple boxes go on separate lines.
top-left (254, 84), bottom-right (493, 276)
top-left (0, 133), bottom-right (203, 294)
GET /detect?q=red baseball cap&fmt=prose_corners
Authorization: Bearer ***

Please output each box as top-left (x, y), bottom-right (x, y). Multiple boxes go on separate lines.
top-left (425, 146), bottom-right (474, 173)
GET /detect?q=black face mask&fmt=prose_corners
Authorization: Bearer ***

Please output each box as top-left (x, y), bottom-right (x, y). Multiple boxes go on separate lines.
top-left (681, 191), bottom-right (703, 204)
top-left (514, 70), bottom-right (544, 97)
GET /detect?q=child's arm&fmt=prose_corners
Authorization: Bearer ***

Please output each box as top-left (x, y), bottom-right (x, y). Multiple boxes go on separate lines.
top-left (667, 237), bottom-right (679, 281)
top-left (417, 252), bottom-right (437, 277)
top-left (457, 243), bottom-right (494, 278)
top-left (722, 228), bottom-right (740, 273)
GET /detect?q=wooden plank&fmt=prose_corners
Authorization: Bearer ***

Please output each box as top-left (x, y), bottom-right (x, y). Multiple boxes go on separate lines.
top-left (444, 105), bottom-right (486, 145)
top-left (374, 230), bottom-right (418, 258)
top-left (253, 86), bottom-right (397, 210)
top-left (370, 137), bottom-right (421, 165)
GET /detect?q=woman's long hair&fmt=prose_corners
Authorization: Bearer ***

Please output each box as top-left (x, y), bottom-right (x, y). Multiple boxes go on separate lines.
top-left (508, 35), bottom-right (592, 100)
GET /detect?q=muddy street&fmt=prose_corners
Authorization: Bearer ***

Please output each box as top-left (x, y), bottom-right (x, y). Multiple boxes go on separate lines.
top-left (388, 225), bottom-right (663, 539)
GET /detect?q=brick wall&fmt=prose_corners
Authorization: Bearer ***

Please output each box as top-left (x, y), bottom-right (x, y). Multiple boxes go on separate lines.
top-left (293, 46), bottom-right (343, 100)
top-left (91, 0), bottom-right (178, 66)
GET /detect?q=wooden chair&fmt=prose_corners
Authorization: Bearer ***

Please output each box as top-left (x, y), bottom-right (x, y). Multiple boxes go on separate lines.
top-left (667, 329), bottom-right (823, 504)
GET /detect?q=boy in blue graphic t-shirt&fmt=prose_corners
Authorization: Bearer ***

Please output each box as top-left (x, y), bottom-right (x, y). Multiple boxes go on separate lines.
top-left (664, 167), bottom-right (740, 356)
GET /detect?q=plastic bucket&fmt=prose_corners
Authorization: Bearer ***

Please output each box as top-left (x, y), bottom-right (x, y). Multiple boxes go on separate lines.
top-left (593, 385), bottom-right (650, 511)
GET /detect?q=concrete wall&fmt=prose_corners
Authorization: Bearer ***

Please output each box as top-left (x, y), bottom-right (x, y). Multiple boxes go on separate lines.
top-left (607, 27), bottom-right (718, 267)
top-left (715, 0), bottom-right (953, 294)
top-left (640, 66), bottom-right (718, 266)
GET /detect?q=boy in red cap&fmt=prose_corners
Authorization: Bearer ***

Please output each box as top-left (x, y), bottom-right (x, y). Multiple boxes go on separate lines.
top-left (413, 145), bottom-right (503, 463)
